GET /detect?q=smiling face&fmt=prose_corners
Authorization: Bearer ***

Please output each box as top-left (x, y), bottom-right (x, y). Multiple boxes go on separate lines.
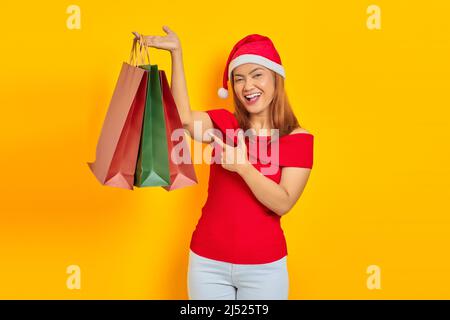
top-left (232, 63), bottom-right (276, 114)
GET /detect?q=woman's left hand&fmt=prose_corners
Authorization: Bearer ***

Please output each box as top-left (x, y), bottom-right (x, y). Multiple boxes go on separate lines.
top-left (208, 130), bottom-right (251, 175)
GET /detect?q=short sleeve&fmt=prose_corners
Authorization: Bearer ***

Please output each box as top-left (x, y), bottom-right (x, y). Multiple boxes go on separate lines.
top-left (205, 108), bottom-right (239, 141)
top-left (278, 133), bottom-right (314, 168)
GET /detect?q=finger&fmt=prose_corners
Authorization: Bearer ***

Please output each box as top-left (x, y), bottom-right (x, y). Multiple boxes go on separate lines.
top-left (144, 35), bottom-right (156, 42)
top-left (237, 130), bottom-right (246, 148)
top-left (138, 35), bottom-right (152, 45)
top-left (208, 132), bottom-right (225, 148)
top-left (132, 31), bottom-right (140, 39)
top-left (162, 25), bottom-right (172, 34)
top-left (143, 36), bottom-right (159, 46)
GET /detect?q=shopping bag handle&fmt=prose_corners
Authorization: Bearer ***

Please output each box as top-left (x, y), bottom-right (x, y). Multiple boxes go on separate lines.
top-left (129, 36), bottom-right (145, 66)
top-left (129, 32), bottom-right (151, 66)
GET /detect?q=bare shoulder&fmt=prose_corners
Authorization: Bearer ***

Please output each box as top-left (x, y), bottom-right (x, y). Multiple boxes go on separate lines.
top-left (289, 127), bottom-right (311, 135)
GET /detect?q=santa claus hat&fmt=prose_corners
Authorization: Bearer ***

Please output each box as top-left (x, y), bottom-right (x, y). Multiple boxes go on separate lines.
top-left (218, 34), bottom-right (285, 99)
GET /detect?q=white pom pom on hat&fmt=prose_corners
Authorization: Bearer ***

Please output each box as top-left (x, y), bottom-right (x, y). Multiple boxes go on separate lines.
top-left (217, 87), bottom-right (229, 99)
top-left (217, 34), bottom-right (286, 99)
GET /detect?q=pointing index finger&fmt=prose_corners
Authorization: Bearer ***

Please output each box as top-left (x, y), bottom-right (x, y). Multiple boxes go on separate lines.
top-left (208, 132), bottom-right (225, 148)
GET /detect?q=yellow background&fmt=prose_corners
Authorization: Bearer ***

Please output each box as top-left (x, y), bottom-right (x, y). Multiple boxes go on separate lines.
top-left (0, 0), bottom-right (449, 299)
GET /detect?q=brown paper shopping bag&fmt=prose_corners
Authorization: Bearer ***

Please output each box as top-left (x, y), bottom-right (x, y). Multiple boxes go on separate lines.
top-left (88, 38), bottom-right (149, 189)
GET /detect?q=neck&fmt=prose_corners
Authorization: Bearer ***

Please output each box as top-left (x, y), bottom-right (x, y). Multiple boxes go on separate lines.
top-left (249, 109), bottom-right (272, 135)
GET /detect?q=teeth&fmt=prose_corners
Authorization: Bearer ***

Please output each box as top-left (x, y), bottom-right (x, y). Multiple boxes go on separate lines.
top-left (245, 93), bottom-right (261, 99)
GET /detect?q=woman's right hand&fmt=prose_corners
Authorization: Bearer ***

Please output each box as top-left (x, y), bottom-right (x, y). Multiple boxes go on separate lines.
top-left (134, 25), bottom-right (181, 53)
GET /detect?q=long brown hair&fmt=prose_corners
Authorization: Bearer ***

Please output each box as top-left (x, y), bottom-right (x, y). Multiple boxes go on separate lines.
top-left (231, 71), bottom-right (301, 137)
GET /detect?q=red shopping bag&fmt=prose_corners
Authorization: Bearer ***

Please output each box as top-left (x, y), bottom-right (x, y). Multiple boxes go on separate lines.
top-left (159, 70), bottom-right (198, 191)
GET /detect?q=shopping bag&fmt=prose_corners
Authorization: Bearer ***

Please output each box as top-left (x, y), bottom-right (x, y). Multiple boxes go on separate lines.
top-left (133, 64), bottom-right (171, 187)
top-left (88, 38), bottom-right (148, 189)
top-left (159, 70), bottom-right (198, 191)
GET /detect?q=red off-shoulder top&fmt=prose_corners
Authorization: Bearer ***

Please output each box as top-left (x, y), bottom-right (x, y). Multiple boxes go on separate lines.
top-left (189, 108), bottom-right (314, 264)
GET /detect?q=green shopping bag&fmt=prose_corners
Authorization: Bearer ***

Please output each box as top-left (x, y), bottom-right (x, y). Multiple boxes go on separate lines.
top-left (134, 64), bottom-right (171, 187)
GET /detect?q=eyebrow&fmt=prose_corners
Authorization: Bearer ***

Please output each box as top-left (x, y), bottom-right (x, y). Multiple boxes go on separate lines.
top-left (233, 68), bottom-right (264, 77)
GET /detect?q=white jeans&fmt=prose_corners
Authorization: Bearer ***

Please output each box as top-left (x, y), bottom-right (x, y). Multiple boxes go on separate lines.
top-left (187, 249), bottom-right (289, 300)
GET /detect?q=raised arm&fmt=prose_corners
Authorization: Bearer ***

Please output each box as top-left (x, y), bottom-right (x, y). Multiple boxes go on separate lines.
top-left (140, 26), bottom-right (214, 143)
top-left (170, 49), bottom-right (214, 143)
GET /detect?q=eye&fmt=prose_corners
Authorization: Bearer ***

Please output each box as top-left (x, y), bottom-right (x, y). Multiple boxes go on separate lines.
top-left (254, 74), bottom-right (262, 78)
top-left (235, 78), bottom-right (243, 82)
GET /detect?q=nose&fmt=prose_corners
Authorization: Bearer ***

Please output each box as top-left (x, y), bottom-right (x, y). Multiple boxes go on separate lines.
top-left (242, 78), bottom-right (257, 93)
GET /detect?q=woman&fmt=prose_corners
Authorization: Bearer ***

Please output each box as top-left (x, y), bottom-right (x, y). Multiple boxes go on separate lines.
top-left (139, 26), bottom-right (314, 300)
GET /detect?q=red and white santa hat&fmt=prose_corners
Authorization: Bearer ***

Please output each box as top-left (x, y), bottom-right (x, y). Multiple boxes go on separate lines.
top-left (218, 34), bottom-right (285, 99)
